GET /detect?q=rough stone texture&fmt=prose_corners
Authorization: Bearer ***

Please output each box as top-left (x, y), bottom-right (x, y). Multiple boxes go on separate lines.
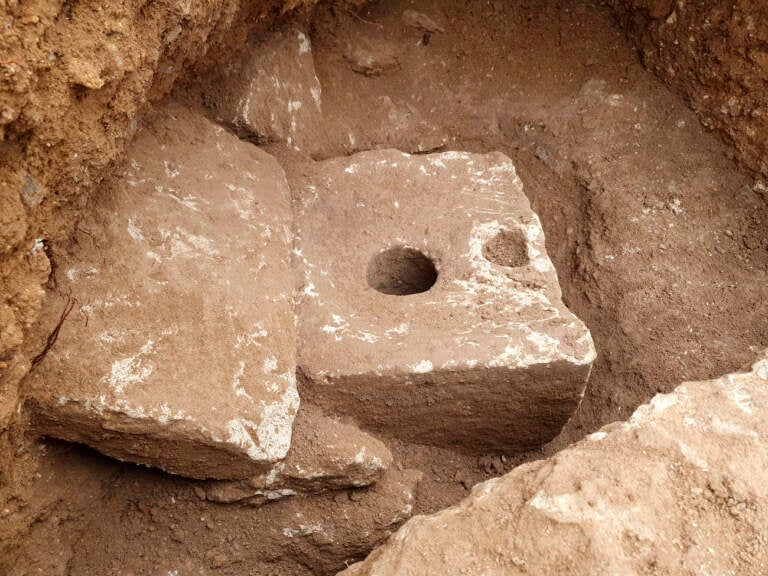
top-left (199, 20), bottom-right (448, 159)
top-left (295, 149), bottom-right (595, 453)
top-left (0, 0), bottom-right (324, 494)
top-left (341, 353), bottom-right (768, 576)
top-left (343, 94), bottom-right (447, 155)
top-left (205, 409), bottom-right (393, 504)
top-left (25, 103), bottom-right (297, 480)
top-left (202, 24), bottom-right (326, 155)
top-left (282, 468), bottom-right (422, 575)
top-left (611, 0), bottom-right (768, 180)
top-left (315, 24), bottom-right (449, 156)
top-left (344, 39), bottom-right (400, 77)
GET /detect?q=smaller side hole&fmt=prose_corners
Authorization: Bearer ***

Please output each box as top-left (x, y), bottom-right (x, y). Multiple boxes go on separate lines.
top-left (482, 228), bottom-right (529, 268)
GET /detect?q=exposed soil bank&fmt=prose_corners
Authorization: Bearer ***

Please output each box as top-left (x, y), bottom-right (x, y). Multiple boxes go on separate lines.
top-left (611, 0), bottom-right (768, 181)
top-left (1, 0), bottom-right (767, 574)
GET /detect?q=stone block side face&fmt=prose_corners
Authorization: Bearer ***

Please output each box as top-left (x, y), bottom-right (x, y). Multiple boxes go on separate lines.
top-left (205, 409), bottom-right (393, 505)
top-left (203, 26), bottom-right (325, 155)
top-left (294, 150), bottom-right (595, 454)
top-left (340, 353), bottom-right (768, 576)
top-left (25, 104), bottom-right (297, 480)
top-left (300, 362), bottom-right (592, 453)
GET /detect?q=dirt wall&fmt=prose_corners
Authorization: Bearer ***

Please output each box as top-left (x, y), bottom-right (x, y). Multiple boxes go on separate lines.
top-left (611, 0), bottom-right (768, 181)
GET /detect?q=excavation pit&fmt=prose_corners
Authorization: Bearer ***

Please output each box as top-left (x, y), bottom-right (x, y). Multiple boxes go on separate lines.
top-left (5, 0), bottom-right (768, 572)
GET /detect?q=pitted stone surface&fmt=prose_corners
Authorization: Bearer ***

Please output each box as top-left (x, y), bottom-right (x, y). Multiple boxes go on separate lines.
top-left (26, 104), bottom-right (297, 480)
top-left (204, 25), bottom-right (325, 155)
top-left (294, 149), bottom-right (595, 453)
top-left (205, 409), bottom-right (393, 505)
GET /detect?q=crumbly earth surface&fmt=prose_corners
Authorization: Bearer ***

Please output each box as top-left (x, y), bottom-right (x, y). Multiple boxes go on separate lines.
top-left (610, 0), bottom-right (768, 180)
top-left (2, 0), bottom-right (768, 574)
top-left (295, 149), bottom-right (594, 453)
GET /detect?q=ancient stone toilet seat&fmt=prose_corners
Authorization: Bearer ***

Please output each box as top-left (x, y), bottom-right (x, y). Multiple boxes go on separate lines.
top-left (294, 149), bottom-right (595, 454)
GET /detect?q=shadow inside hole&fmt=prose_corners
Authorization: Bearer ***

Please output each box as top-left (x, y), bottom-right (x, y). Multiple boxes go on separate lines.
top-left (367, 246), bottom-right (438, 295)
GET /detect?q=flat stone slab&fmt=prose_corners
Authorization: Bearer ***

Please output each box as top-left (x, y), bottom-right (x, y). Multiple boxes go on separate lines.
top-left (294, 149), bottom-right (595, 453)
top-left (204, 25), bottom-right (325, 155)
top-left (26, 104), bottom-right (297, 479)
top-left (205, 409), bottom-right (392, 505)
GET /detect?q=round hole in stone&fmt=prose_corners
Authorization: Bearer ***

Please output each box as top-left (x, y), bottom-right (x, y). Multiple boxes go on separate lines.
top-left (367, 246), bottom-right (438, 295)
top-left (482, 228), bottom-right (529, 268)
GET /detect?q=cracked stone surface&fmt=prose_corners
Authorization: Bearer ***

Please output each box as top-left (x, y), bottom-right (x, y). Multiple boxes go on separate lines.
top-left (205, 409), bottom-right (393, 505)
top-left (340, 353), bottom-right (768, 576)
top-left (25, 104), bottom-right (297, 480)
top-left (294, 149), bottom-right (595, 454)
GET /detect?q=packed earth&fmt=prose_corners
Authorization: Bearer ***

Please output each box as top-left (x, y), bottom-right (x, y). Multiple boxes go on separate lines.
top-left (1, 1), bottom-right (767, 575)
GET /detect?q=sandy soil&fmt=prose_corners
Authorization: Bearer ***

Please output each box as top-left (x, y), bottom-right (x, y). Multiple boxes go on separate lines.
top-left (3, 1), bottom-right (767, 574)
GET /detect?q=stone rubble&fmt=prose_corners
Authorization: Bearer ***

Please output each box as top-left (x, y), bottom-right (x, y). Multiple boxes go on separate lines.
top-left (205, 409), bottom-right (392, 504)
top-left (347, 95), bottom-right (448, 154)
top-left (203, 25), bottom-right (326, 156)
top-left (280, 468), bottom-right (422, 575)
